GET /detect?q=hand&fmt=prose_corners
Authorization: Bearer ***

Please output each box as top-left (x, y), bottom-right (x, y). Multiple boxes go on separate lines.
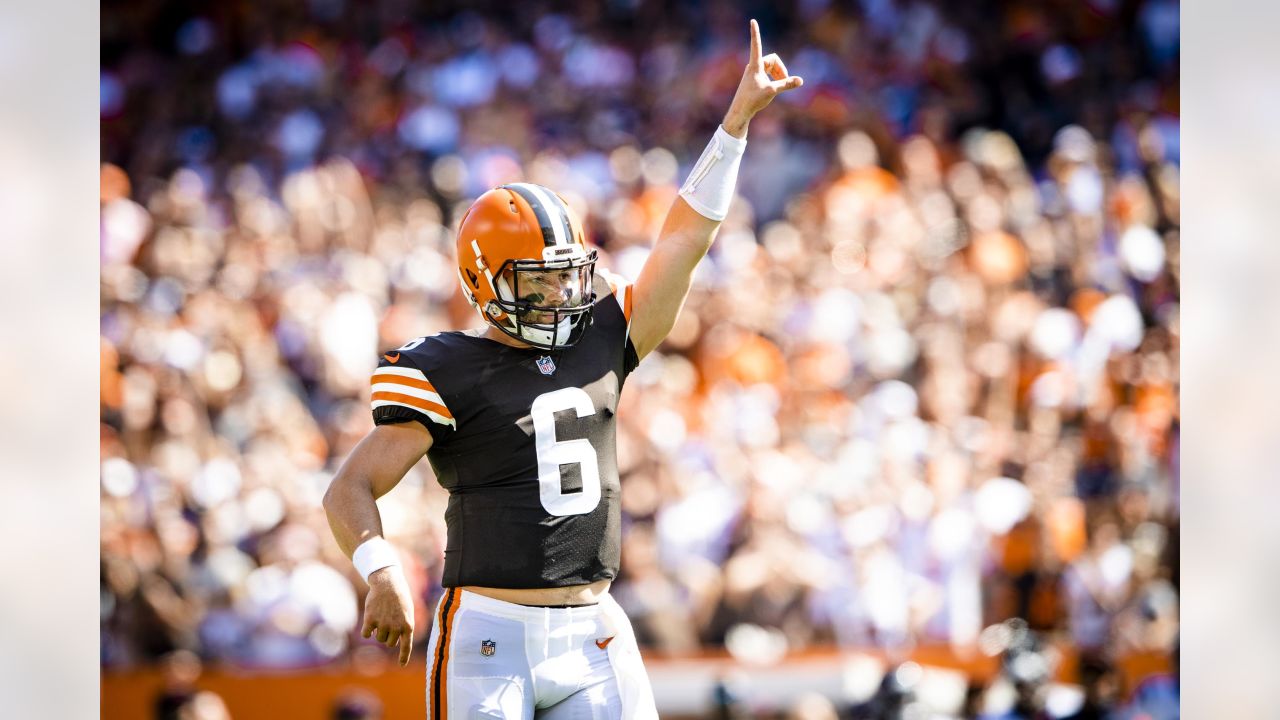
top-left (723, 19), bottom-right (804, 138)
top-left (361, 566), bottom-right (415, 666)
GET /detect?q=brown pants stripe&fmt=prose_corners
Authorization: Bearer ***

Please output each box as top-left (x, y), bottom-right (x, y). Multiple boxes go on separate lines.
top-left (429, 589), bottom-right (460, 720)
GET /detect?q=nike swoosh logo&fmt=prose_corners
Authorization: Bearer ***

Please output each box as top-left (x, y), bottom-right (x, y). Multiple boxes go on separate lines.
top-left (595, 637), bottom-right (615, 650)
top-left (384, 353), bottom-right (400, 363)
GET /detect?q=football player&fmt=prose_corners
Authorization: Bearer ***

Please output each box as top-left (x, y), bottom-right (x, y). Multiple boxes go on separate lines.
top-left (323, 19), bottom-right (802, 720)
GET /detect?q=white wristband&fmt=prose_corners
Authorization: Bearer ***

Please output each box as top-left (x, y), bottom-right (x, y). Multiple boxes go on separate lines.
top-left (352, 537), bottom-right (400, 583)
top-left (678, 124), bottom-right (748, 221)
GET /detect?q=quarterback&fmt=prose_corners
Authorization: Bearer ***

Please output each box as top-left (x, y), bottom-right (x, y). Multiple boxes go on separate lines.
top-left (324, 20), bottom-right (802, 719)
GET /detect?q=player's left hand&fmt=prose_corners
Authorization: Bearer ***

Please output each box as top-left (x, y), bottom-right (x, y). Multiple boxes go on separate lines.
top-left (723, 19), bottom-right (804, 137)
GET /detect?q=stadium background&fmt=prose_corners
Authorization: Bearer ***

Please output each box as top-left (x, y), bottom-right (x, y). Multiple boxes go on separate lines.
top-left (99, 0), bottom-right (1179, 717)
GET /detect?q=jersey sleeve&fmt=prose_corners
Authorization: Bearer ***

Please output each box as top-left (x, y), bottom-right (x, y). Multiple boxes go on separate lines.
top-left (369, 350), bottom-right (457, 442)
top-left (596, 267), bottom-right (640, 376)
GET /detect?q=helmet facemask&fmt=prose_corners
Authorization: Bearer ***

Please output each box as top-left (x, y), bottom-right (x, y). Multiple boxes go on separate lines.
top-left (487, 249), bottom-right (598, 350)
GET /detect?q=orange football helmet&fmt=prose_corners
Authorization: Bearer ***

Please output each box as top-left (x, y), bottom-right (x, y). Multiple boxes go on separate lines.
top-left (456, 183), bottom-right (598, 350)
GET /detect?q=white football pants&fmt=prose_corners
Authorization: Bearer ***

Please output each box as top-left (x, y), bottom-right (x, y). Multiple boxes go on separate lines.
top-left (425, 589), bottom-right (658, 720)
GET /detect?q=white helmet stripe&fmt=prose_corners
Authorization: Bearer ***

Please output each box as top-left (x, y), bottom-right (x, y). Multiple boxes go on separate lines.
top-left (518, 183), bottom-right (572, 246)
top-left (472, 238), bottom-right (501, 300)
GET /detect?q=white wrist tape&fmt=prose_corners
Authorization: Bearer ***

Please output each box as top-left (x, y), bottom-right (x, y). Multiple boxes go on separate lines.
top-left (678, 124), bottom-right (748, 221)
top-left (352, 537), bottom-right (400, 583)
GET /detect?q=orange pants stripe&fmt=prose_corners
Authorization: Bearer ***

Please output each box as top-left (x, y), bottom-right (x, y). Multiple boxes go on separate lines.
top-left (429, 589), bottom-right (460, 720)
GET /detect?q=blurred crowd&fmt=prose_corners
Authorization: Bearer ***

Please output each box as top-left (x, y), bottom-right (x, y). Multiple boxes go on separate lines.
top-left (101, 0), bottom-right (1178, 716)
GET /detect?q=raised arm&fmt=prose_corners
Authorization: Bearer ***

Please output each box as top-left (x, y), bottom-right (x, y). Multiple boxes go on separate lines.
top-left (628, 19), bottom-right (803, 359)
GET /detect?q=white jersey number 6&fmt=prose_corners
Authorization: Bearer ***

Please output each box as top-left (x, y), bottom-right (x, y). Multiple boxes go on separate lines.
top-left (530, 387), bottom-right (601, 516)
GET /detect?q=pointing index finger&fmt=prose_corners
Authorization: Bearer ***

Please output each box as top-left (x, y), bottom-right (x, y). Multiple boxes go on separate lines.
top-left (749, 19), bottom-right (762, 68)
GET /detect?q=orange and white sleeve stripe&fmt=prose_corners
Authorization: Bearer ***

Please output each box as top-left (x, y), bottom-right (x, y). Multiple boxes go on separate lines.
top-left (597, 268), bottom-right (634, 330)
top-left (370, 366), bottom-right (456, 428)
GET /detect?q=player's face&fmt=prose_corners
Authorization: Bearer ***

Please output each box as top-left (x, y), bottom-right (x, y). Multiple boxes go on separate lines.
top-left (510, 266), bottom-right (592, 325)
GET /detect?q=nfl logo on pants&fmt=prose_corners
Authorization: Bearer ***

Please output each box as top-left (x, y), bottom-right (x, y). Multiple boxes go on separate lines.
top-left (480, 639), bottom-right (496, 657)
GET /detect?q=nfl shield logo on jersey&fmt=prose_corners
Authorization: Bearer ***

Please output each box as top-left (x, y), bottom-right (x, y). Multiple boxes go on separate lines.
top-left (480, 639), bottom-right (496, 657)
top-left (536, 355), bottom-right (557, 375)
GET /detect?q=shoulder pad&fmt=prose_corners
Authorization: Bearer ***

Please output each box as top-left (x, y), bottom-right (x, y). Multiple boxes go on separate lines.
top-left (370, 336), bottom-right (456, 428)
top-left (595, 268), bottom-right (633, 326)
